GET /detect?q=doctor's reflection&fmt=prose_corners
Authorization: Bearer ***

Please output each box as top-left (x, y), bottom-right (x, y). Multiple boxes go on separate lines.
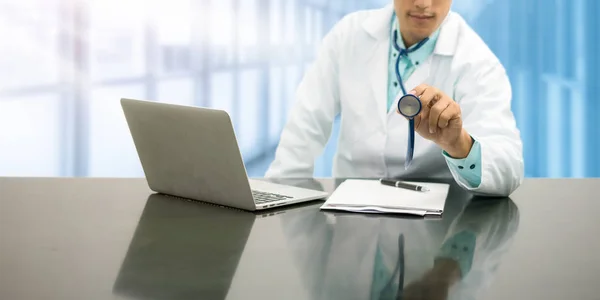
top-left (280, 198), bottom-right (520, 300)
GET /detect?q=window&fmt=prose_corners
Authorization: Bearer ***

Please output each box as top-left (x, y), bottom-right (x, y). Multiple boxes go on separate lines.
top-left (238, 0), bottom-right (259, 64)
top-left (209, 0), bottom-right (235, 67)
top-left (158, 79), bottom-right (194, 106)
top-left (270, 0), bottom-right (283, 46)
top-left (284, 0), bottom-right (296, 45)
top-left (304, 6), bottom-right (313, 45)
top-left (155, 0), bottom-right (192, 74)
top-left (237, 68), bottom-right (262, 158)
top-left (0, 0), bottom-right (404, 178)
top-left (89, 0), bottom-right (146, 81)
top-left (313, 10), bottom-right (323, 46)
top-left (88, 85), bottom-right (145, 177)
top-left (284, 65), bottom-right (301, 113)
top-left (210, 72), bottom-right (235, 119)
top-left (269, 67), bottom-right (284, 144)
top-left (0, 0), bottom-right (59, 89)
top-left (0, 96), bottom-right (62, 176)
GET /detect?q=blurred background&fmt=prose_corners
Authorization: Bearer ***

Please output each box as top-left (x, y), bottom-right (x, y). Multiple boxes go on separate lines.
top-left (0, 0), bottom-right (598, 178)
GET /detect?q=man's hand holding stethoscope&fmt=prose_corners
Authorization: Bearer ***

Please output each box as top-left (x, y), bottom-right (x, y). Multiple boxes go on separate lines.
top-left (397, 84), bottom-right (473, 159)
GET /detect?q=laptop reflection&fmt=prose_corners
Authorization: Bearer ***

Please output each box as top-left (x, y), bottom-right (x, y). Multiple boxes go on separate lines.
top-left (112, 193), bottom-right (258, 300)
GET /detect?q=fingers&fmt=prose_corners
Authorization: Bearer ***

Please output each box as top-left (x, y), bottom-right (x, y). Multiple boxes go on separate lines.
top-left (430, 101), bottom-right (451, 133)
top-left (447, 114), bottom-right (463, 129)
top-left (408, 84), bottom-right (435, 130)
top-left (438, 103), bottom-right (461, 129)
top-left (410, 84), bottom-right (430, 97)
top-left (410, 85), bottom-right (439, 115)
top-left (400, 84), bottom-right (436, 119)
top-left (420, 88), bottom-right (438, 110)
top-left (414, 113), bottom-right (423, 129)
top-left (404, 84), bottom-right (463, 135)
top-left (437, 105), bottom-right (453, 129)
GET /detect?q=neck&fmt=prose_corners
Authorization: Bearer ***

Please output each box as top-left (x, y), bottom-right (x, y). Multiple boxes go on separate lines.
top-left (400, 30), bottom-right (419, 49)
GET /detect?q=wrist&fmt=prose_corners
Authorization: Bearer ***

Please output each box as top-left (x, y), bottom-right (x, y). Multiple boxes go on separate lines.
top-left (443, 130), bottom-right (473, 159)
top-left (432, 258), bottom-right (462, 285)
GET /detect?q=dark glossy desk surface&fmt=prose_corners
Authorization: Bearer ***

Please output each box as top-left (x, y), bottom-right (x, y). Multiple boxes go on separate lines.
top-left (0, 177), bottom-right (599, 300)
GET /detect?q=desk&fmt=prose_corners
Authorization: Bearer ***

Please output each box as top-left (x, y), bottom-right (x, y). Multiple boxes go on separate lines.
top-left (0, 177), bottom-right (598, 300)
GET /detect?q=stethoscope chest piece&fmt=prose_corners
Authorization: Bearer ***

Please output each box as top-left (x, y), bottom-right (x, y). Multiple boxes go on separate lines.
top-left (397, 94), bottom-right (421, 118)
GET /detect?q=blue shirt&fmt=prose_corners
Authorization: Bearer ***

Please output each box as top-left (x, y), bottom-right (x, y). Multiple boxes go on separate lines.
top-left (387, 17), bottom-right (482, 187)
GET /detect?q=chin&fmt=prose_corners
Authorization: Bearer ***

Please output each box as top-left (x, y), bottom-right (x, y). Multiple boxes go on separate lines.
top-left (409, 29), bottom-right (433, 41)
top-left (403, 21), bottom-right (434, 36)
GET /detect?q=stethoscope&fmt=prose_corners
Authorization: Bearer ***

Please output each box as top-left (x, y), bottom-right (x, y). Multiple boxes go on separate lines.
top-left (393, 29), bottom-right (429, 170)
top-left (380, 234), bottom-right (405, 299)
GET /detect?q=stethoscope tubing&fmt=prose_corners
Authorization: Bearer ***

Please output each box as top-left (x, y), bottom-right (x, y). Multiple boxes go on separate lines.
top-left (392, 29), bottom-right (428, 169)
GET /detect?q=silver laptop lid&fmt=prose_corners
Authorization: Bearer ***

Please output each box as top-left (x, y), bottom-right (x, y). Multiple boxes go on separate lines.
top-left (121, 98), bottom-right (256, 211)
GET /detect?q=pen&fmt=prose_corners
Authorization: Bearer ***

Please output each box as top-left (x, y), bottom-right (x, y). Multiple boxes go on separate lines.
top-left (379, 178), bottom-right (430, 192)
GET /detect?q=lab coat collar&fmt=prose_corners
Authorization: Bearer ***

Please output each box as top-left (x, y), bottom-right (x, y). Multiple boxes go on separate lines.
top-left (361, 4), bottom-right (395, 41)
top-left (362, 4), bottom-right (458, 56)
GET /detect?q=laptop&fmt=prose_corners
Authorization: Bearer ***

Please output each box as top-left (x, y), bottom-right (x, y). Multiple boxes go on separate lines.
top-left (120, 98), bottom-right (329, 211)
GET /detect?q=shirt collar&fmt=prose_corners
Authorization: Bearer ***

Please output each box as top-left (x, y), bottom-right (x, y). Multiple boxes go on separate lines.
top-left (390, 15), bottom-right (440, 66)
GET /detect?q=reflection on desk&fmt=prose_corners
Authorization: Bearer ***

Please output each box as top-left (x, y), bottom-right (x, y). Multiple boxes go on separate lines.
top-left (3, 177), bottom-right (600, 300)
top-left (112, 184), bottom-right (518, 300)
top-left (112, 192), bottom-right (323, 300)
top-left (280, 197), bottom-right (520, 300)
top-left (112, 194), bottom-right (254, 300)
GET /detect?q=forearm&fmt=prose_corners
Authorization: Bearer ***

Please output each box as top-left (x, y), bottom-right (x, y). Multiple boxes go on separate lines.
top-left (442, 129), bottom-right (473, 159)
top-left (431, 258), bottom-right (462, 286)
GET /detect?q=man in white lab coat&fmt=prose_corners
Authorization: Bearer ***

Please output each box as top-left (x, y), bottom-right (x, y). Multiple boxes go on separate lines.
top-left (265, 0), bottom-right (524, 197)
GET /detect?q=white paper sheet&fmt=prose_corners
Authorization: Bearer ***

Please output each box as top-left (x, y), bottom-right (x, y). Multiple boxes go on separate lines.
top-left (320, 179), bottom-right (450, 216)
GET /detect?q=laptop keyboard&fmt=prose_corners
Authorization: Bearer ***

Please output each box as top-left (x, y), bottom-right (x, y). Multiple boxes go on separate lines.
top-left (252, 190), bottom-right (293, 204)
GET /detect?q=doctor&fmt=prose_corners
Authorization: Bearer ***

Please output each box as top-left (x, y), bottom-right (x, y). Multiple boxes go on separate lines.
top-left (265, 0), bottom-right (524, 197)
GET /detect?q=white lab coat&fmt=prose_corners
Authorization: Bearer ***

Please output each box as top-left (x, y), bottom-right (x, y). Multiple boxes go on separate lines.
top-left (265, 4), bottom-right (524, 197)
